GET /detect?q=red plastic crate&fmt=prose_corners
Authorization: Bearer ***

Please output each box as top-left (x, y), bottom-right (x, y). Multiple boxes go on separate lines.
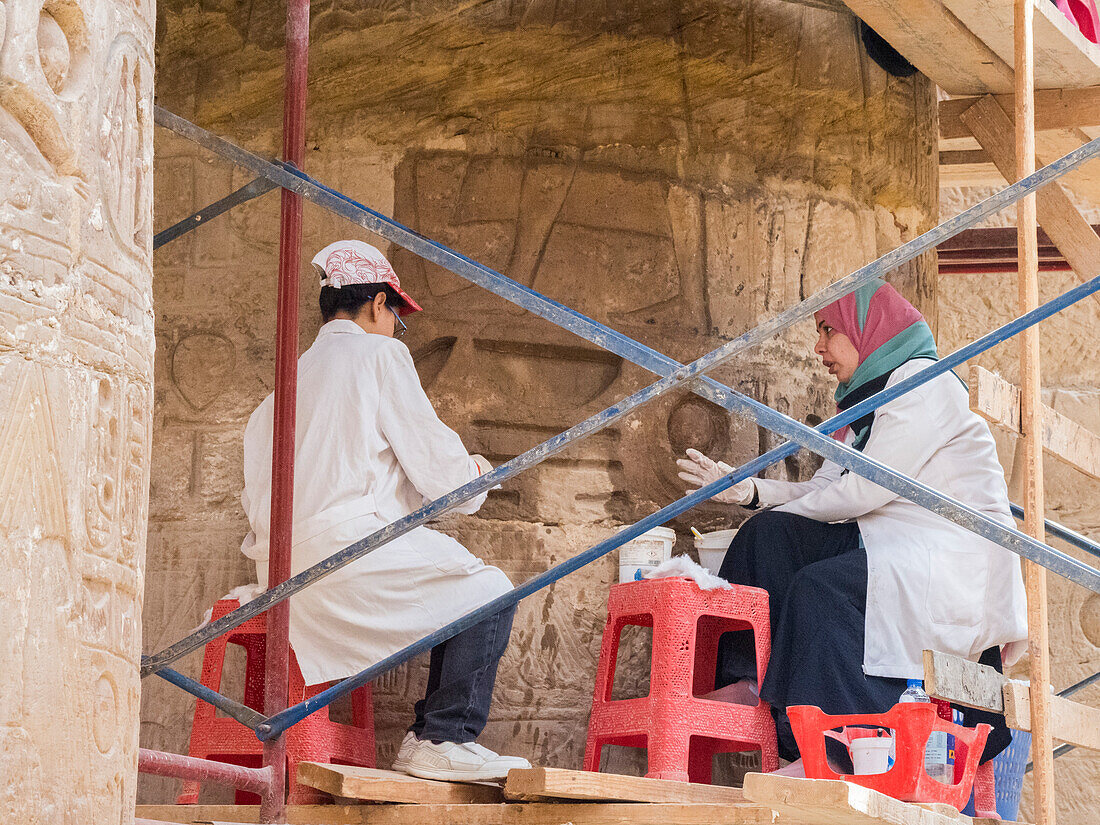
top-left (789, 702), bottom-right (990, 811)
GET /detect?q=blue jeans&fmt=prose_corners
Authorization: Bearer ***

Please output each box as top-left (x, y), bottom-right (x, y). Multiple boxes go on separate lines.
top-left (409, 603), bottom-right (517, 743)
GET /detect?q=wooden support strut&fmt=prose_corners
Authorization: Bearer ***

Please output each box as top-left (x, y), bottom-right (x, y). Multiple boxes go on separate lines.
top-left (1013, 0), bottom-right (1058, 819)
top-left (959, 95), bottom-right (1100, 315)
top-left (968, 365), bottom-right (1100, 481)
top-left (924, 650), bottom-right (1100, 753)
top-left (940, 87), bottom-right (1100, 139)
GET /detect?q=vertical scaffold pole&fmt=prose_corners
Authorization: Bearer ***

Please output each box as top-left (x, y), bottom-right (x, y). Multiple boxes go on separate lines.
top-left (260, 0), bottom-right (309, 819)
top-left (1015, 0), bottom-right (1056, 821)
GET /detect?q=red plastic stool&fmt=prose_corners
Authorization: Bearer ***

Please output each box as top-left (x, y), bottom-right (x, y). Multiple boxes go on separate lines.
top-left (176, 599), bottom-right (376, 805)
top-left (583, 577), bottom-right (778, 782)
top-left (972, 761), bottom-right (999, 819)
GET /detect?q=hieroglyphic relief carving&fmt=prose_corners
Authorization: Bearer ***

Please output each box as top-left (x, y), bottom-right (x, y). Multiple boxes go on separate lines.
top-left (87, 376), bottom-right (121, 552)
top-left (394, 153), bottom-right (705, 328)
top-left (98, 33), bottom-right (152, 257)
top-left (79, 373), bottom-right (149, 665)
top-left (85, 373), bottom-right (151, 562)
top-left (0, 0), bottom-right (90, 174)
top-left (0, 361), bottom-right (67, 538)
top-left (169, 332), bottom-right (236, 411)
top-left (119, 380), bottom-right (149, 564)
top-left (1, 0), bottom-right (152, 816)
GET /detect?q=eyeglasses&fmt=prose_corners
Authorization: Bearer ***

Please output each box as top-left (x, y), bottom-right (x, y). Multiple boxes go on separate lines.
top-left (390, 306), bottom-right (407, 339)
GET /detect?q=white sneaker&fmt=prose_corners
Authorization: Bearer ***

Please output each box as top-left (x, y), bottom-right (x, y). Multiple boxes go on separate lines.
top-left (391, 731), bottom-right (419, 773)
top-left (398, 738), bottom-right (531, 782)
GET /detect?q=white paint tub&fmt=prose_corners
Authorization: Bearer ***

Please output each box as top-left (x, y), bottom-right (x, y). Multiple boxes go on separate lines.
top-left (619, 526), bottom-right (676, 583)
top-left (693, 528), bottom-right (737, 575)
top-left (851, 734), bottom-right (894, 775)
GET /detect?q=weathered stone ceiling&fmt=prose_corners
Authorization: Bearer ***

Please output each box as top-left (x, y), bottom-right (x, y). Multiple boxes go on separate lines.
top-left (154, 0), bottom-right (932, 209)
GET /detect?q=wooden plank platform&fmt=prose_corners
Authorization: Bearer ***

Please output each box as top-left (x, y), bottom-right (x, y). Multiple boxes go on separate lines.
top-left (836, 0), bottom-right (1012, 94)
top-left (296, 764), bottom-right (504, 803)
top-left (135, 802), bottom-right (777, 825)
top-left (742, 774), bottom-right (1016, 825)
top-left (942, 0), bottom-right (1100, 89)
top-left (503, 767), bottom-right (746, 804)
top-left (838, 0), bottom-right (1100, 93)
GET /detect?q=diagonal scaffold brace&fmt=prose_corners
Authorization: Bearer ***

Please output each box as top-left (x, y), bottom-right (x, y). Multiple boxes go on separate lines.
top-left (144, 111), bottom-right (1100, 737)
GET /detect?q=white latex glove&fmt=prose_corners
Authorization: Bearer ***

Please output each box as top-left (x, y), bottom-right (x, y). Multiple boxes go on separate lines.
top-left (471, 454), bottom-right (502, 490)
top-left (676, 448), bottom-right (756, 506)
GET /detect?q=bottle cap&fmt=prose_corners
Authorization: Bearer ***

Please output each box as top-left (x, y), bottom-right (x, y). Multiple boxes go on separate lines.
top-left (906, 678), bottom-right (922, 688)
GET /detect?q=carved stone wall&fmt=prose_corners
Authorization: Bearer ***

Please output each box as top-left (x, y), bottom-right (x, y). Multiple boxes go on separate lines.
top-left (0, 0), bottom-right (154, 820)
top-left (142, 0), bottom-right (937, 802)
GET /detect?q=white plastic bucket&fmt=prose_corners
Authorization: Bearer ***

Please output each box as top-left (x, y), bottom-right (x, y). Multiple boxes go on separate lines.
top-left (619, 526), bottom-right (676, 583)
top-left (693, 529), bottom-right (737, 575)
top-left (851, 735), bottom-right (894, 775)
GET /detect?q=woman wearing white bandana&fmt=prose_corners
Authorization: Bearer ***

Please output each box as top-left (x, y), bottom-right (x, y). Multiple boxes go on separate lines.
top-left (240, 240), bottom-right (530, 781)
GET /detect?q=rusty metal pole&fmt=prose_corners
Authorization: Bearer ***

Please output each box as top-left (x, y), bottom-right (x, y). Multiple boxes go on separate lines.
top-left (260, 0), bottom-right (309, 819)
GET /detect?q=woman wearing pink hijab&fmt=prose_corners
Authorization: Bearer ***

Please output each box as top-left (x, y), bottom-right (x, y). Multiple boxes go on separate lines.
top-left (678, 278), bottom-right (1027, 775)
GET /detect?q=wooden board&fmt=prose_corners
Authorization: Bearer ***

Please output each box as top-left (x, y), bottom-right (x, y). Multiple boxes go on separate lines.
top-left (1003, 682), bottom-right (1100, 751)
top-left (135, 802), bottom-right (777, 825)
top-left (939, 127), bottom-right (1100, 196)
top-left (1035, 127), bottom-right (1100, 205)
top-left (968, 365), bottom-right (1100, 482)
top-left (941, 88), bottom-right (1100, 140)
top-left (743, 774), bottom-right (976, 825)
top-left (835, 0), bottom-right (1012, 94)
top-left (960, 97), bottom-right (1100, 311)
top-left (922, 650), bottom-right (1006, 713)
top-left (922, 651), bottom-right (1100, 751)
top-left (295, 763), bottom-right (504, 804)
top-left (503, 767), bottom-right (745, 804)
top-left (943, 0), bottom-right (1100, 89)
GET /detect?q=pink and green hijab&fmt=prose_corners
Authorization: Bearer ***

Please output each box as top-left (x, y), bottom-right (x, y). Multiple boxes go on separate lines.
top-left (817, 278), bottom-right (939, 448)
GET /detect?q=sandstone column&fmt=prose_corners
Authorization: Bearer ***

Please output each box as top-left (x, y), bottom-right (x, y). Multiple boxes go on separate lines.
top-left (0, 0), bottom-right (154, 820)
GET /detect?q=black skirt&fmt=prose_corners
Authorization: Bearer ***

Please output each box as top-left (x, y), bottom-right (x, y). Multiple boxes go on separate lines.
top-left (716, 509), bottom-right (1011, 764)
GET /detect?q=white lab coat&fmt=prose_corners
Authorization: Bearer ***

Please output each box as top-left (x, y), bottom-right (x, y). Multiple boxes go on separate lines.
top-left (752, 359), bottom-right (1028, 679)
top-left (240, 320), bottom-right (512, 685)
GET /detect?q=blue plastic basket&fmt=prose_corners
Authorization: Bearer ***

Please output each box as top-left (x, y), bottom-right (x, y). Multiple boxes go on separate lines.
top-left (962, 729), bottom-right (1031, 820)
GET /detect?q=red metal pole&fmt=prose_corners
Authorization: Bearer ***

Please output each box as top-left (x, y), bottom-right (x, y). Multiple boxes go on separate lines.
top-left (261, 0), bottom-right (309, 819)
top-left (138, 748), bottom-right (275, 797)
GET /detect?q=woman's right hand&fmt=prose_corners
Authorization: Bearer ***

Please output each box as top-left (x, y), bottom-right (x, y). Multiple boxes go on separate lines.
top-left (676, 449), bottom-right (756, 506)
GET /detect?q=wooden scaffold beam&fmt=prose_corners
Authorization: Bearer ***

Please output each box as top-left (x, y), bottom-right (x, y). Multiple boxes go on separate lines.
top-left (1013, 0), bottom-right (1058, 818)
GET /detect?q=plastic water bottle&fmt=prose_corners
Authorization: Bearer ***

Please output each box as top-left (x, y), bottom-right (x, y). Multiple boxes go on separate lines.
top-left (899, 679), bottom-right (951, 782)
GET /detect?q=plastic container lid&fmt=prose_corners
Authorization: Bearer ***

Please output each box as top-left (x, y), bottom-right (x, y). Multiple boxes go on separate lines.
top-left (626, 526), bottom-right (676, 543)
